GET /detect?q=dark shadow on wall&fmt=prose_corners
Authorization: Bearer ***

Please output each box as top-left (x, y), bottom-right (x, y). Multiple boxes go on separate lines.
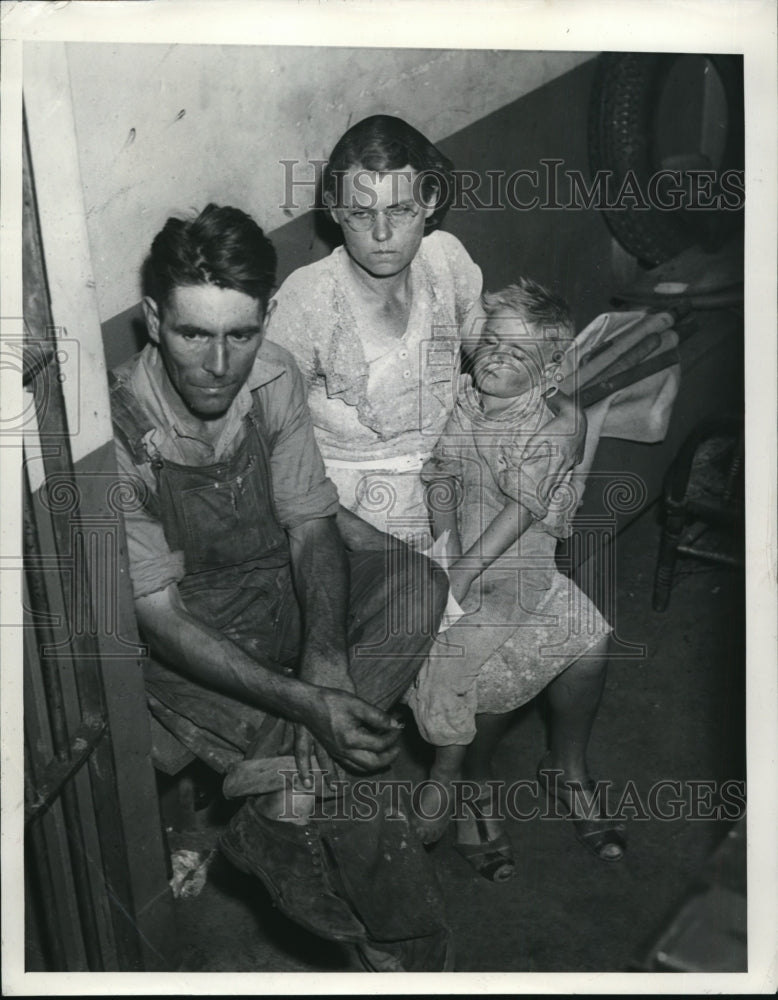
top-left (102, 301), bottom-right (147, 372)
top-left (438, 58), bottom-right (613, 328)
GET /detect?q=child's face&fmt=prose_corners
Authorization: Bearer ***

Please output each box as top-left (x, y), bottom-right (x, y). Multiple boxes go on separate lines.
top-left (472, 311), bottom-right (569, 399)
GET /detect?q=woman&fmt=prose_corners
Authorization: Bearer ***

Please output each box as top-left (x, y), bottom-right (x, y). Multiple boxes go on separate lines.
top-left (267, 115), bottom-right (624, 876)
top-left (268, 116), bottom-right (480, 546)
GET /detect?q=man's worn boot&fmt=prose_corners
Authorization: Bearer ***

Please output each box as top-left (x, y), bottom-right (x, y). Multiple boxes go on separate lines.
top-left (219, 796), bottom-right (366, 942)
top-left (317, 783), bottom-right (454, 970)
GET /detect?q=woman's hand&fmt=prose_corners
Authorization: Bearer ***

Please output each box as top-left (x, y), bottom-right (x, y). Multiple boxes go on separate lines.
top-left (523, 390), bottom-right (587, 502)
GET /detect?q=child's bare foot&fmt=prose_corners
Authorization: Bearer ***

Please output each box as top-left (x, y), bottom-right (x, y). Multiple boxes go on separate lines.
top-left (414, 777), bottom-right (457, 844)
top-left (413, 746), bottom-right (465, 845)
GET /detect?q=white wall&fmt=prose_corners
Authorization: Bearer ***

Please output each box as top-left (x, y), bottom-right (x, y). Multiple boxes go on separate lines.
top-left (55, 42), bottom-right (591, 322)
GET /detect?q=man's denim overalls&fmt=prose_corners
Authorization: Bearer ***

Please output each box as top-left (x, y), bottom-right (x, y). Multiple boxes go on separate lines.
top-left (109, 372), bottom-right (453, 969)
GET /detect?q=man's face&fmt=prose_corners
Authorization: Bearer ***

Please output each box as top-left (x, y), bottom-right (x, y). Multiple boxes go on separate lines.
top-left (472, 311), bottom-right (569, 399)
top-left (330, 166), bottom-right (435, 279)
top-left (144, 283), bottom-right (264, 420)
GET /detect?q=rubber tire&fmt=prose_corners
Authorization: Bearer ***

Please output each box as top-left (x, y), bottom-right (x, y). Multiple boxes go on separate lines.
top-left (588, 52), bottom-right (744, 266)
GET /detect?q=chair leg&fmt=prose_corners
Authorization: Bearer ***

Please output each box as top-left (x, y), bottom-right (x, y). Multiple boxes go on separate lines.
top-left (653, 507), bottom-right (685, 612)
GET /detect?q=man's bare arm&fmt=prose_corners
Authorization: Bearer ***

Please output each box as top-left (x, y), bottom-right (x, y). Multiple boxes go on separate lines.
top-left (137, 584), bottom-right (314, 715)
top-left (135, 583), bottom-right (401, 774)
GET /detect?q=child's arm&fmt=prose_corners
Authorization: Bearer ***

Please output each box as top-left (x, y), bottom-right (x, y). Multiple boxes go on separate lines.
top-left (447, 499), bottom-right (533, 604)
top-left (445, 393), bottom-right (581, 605)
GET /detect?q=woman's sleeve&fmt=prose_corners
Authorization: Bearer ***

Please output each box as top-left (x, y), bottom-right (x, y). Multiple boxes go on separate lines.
top-left (422, 230), bottom-right (483, 328)
top-left (265, 270), bottom-right (319, 386)
top-left (446, 232), bottom-right (483, 320)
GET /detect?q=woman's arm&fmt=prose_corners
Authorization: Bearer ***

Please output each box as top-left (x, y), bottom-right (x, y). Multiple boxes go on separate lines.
top-left (522, 390), bottom-right (586, 501)
top-left (426, 478), bottom-right (463, 560)
top-left (336, 505), bottom-right (410, 553)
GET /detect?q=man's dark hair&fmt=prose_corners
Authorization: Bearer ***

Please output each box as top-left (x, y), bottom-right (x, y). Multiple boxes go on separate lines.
top-left (145, 203), bottom-right (277, 314)
top-left (322, 115), bottom-right (455, 227)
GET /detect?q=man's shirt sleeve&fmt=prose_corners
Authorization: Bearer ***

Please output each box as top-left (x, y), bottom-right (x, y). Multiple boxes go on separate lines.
top-left (260, 350), bottom-right (340, 527)
top-left (113, 436), bottom-right (186, 599)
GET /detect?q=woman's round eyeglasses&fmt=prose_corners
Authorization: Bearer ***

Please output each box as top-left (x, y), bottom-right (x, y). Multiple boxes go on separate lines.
top-left (340, 202), bottom-right (421, 232)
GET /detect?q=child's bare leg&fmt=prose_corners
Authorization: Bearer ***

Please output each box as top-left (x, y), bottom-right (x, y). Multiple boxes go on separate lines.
top-left (415, 743), bottom-right (467, 844)
top-left (456, 712), bottom-right (514, 845)
top-left (544, 638), bottom-right (608, 783)
top-left (255, 785), bottom-right (317, 824)
top-left (541, 637), bottom-right (625, 861)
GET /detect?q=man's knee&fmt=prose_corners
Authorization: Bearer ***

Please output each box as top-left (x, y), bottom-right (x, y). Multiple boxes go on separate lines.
top-left (347, 546), bottom-right (448, 650)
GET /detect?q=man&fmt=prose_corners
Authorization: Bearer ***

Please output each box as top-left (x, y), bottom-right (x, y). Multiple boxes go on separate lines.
top-left (110, 204), bottom-right (450, 970)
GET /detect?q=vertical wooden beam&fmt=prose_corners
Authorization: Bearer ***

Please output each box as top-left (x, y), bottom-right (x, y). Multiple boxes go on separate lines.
top-left (23, 42), bottom-right (177, 971)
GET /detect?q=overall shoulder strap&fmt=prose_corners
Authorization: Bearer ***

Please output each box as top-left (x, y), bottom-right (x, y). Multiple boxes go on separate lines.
top-left (108, 372), bottom-right (163, 519)
top-left (248, 386), bottom-right (276, 450)
top-left (108, 371), bottom-right (156, 465)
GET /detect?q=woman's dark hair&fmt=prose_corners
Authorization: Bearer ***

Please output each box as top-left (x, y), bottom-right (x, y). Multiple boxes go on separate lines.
top-left (145, 203), bottom-right (277, 314)
top-left (322, 115), bottom-right (455, 227)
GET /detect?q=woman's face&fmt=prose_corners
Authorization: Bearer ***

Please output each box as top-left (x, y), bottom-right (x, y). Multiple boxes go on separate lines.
top-left (330, 166), bottom-right (435, 279)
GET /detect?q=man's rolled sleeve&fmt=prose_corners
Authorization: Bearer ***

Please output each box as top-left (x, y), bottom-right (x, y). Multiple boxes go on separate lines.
top-left (261, 353), bottom-right (340, 528)
top-left (113, 437), bottom-right (186, 599)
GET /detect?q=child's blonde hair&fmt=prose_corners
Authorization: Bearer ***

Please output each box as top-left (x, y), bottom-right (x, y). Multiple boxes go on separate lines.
top-left (482, 277), bottom-right (574, 343)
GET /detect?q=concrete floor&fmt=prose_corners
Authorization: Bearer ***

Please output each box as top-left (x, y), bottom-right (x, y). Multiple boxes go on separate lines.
top-left (165, 502), bottom-right (746, 974)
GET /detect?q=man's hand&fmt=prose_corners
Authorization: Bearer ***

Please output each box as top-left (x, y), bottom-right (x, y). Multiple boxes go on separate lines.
top-left (291, 722), bottom-right (344, 789)
top-left (294, 651), bottom-right (355, 786)
top-left (295, 686), bottom-right (404, 783)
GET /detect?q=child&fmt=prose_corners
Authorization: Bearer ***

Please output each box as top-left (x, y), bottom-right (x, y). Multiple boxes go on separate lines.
top-left (408, 277), bottom-right (624, 875)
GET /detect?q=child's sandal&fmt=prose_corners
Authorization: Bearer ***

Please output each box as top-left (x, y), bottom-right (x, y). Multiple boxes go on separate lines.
top-left (537, 754), bottom-right (626, 863)
top-left (453, 795), bottom-right (516, 883)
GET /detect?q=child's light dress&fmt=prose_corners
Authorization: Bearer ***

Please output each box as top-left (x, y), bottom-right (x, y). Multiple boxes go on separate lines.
top-left (406, 374), bottom-right (611, 745)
